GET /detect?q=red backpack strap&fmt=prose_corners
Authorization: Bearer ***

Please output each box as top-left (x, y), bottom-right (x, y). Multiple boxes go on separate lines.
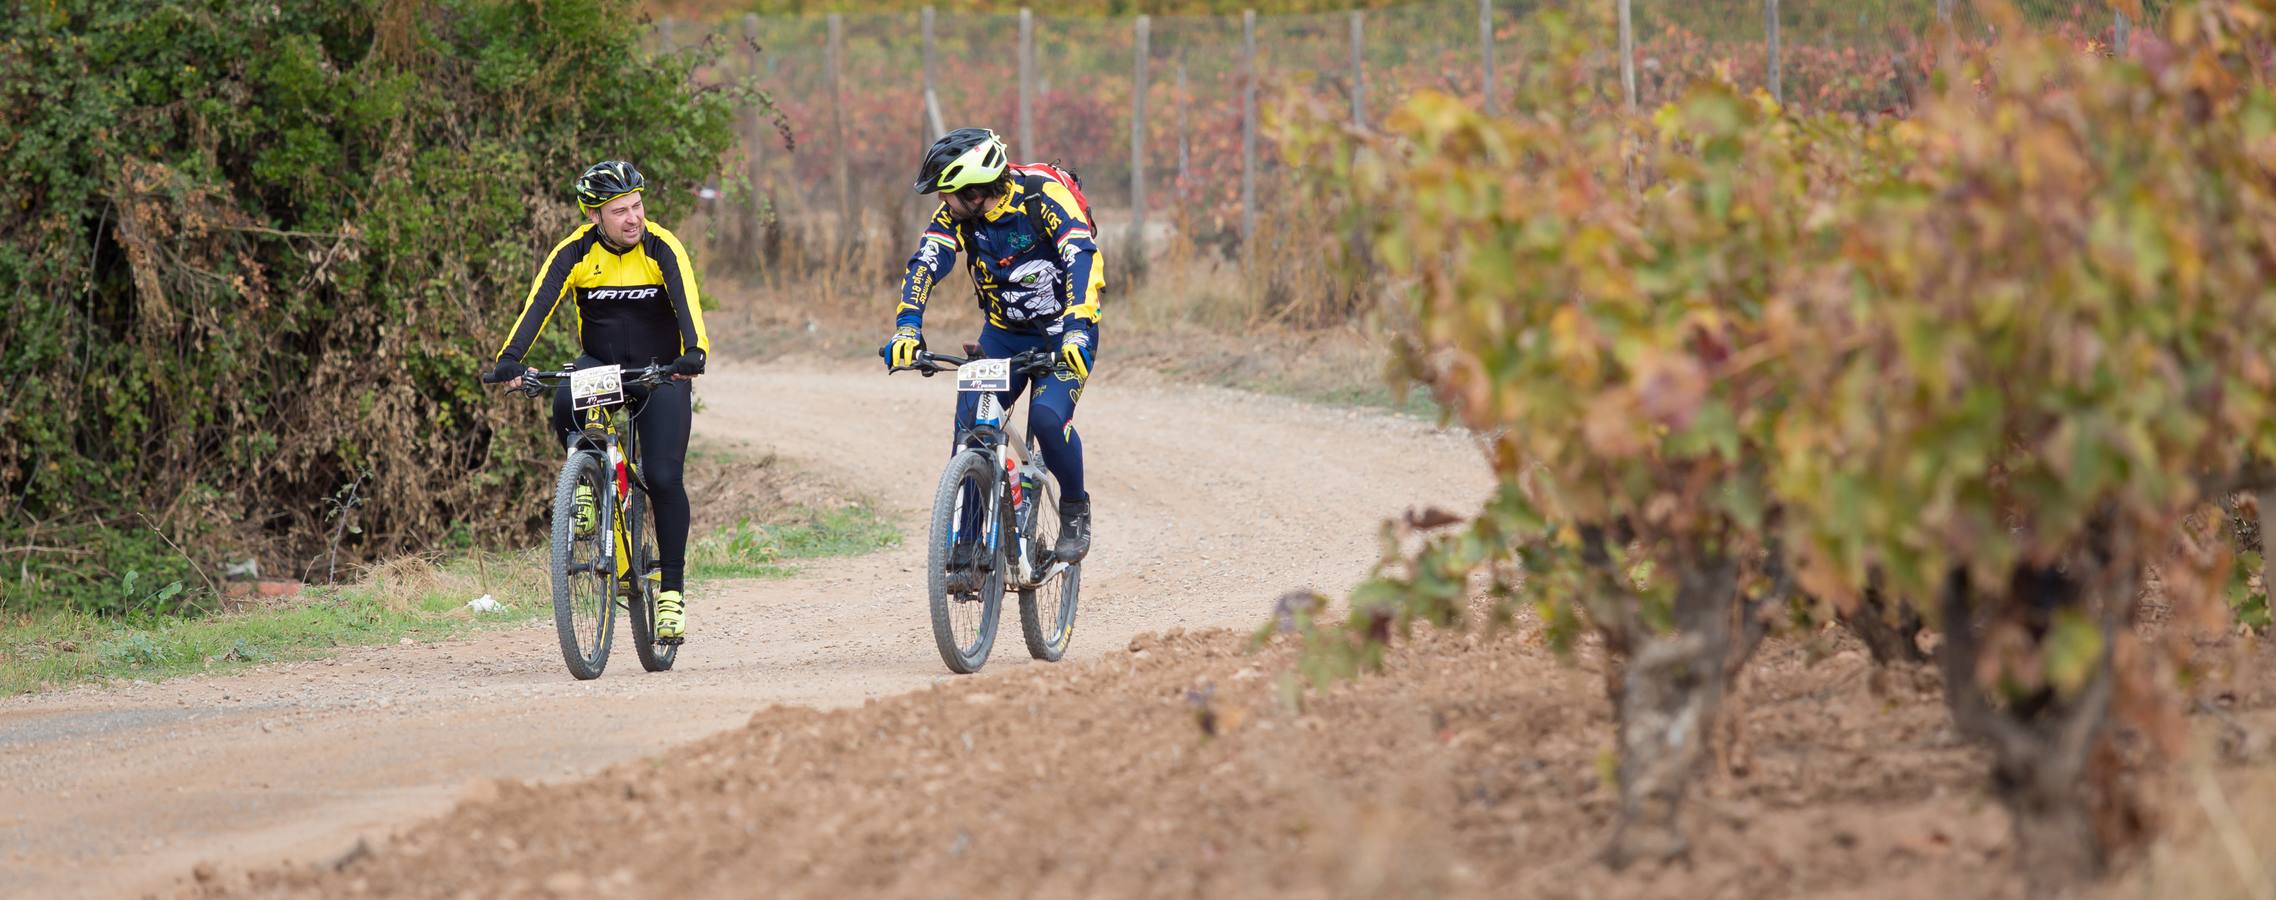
top-left (1011, 163), bottom-right (1096, 246)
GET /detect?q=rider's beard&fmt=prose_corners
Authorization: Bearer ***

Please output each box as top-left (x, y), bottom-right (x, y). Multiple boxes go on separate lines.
top-left (947, 191), bottom-right (993, 222)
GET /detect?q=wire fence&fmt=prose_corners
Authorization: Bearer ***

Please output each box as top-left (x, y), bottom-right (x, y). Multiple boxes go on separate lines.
top-left (662, 1), bottom-right (2163, 314)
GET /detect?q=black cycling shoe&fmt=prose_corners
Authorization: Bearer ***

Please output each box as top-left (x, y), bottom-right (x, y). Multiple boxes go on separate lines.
top-left (1055, 497), bottom-right (1091, 563)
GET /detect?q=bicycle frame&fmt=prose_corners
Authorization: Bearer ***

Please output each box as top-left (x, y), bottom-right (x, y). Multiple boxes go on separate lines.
top-left (574, 404), bottom-right (645, 589)
top-left (954, 367), bottom-right (1067, 590)
top-left (522, 365), bottom-right (669, 593)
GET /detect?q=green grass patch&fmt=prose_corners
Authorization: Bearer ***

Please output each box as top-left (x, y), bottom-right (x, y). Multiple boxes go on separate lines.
top-left (1, 503), bottom-right (899, 696)
top-left (688, 504), bottom-right (901, 581)
top-left (0, 525), bottom-right (209, 619)
top-left (0, 551), bottom-right (540, 697)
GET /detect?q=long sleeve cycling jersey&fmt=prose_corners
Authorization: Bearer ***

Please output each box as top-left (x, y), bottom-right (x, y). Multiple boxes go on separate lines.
top-left (496, 221), bottom-right (710, 368)
top-left (896, 170), bottom-right (1104, 335)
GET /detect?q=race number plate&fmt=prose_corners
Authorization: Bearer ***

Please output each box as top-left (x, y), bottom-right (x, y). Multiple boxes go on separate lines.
top-left (956, 358), bottom-right (1011, 393)
top-left (569, 364), bottom-right (625, 410)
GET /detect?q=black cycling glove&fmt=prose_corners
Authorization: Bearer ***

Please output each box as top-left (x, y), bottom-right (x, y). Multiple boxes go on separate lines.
top-left (483, 358), bottom-right (529, 384)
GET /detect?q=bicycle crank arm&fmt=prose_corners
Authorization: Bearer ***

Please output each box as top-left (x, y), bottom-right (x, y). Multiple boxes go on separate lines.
top-left (1027, 560), bottom-right (1071, 585)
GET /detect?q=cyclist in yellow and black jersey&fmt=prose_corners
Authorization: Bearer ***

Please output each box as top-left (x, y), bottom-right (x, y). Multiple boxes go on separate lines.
top-left (495, 179), bottom-right (709, 370)
top-left (484, 160), bottom-right (709, 641)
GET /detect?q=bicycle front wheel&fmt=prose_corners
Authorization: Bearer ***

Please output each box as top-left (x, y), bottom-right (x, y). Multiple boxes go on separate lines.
top-left (550, 450), bottom-right (616, 680)
top-left (927, 449), bottom-right (1004, 674)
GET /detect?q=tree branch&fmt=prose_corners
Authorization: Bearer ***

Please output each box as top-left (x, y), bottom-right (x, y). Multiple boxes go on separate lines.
top-left (138, 512), bottom-right (221, 609)
top-left (1731, 545), bottom-right (1796, 677)
top-left (220, 224), bottom-right (353, 240)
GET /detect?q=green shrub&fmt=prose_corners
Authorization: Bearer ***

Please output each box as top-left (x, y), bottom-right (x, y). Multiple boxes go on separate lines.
top-left (0, 0), bottom-right (759, 609)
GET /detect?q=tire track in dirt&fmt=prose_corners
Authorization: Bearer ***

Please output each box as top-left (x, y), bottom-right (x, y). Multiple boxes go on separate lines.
top-left (0, 358), bottom-right (1490, 899)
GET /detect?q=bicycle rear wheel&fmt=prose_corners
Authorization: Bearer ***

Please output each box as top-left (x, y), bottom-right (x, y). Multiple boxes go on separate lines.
top-left (927, 449), bottom-right (1004, 674)
top-left (624, 489), bottom-right (678, 672)
top-left (1018, 440), bottom-right (1080, 662)
top-left (550, 451), bottom-right (616, 680)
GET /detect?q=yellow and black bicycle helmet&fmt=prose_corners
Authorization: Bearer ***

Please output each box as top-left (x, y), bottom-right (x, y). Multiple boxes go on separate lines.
top-left (913, 128), bottom-right (1008, 194)
top-left (575, 160), bottom-right (645, 212)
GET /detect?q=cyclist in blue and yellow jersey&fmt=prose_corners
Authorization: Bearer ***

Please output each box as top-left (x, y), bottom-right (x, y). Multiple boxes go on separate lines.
top-left (483, 160), bottom-right (709, 642)
top-left (887, 127), bottom-right (1097, 566)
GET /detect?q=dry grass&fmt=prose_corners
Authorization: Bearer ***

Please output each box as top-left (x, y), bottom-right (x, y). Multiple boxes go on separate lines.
top-left (683, 210), bottom-right (1436, 418)
top-left (337, 550), bottom-right (547, 618)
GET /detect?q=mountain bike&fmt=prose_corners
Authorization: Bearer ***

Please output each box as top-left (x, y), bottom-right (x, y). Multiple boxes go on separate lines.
top-left (886, 344), bottom-right (1084, 674)
top-left (498, 362), bottom-right (679, 680)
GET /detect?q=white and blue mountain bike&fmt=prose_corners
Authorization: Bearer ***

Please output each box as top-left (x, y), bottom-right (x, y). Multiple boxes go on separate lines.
top-left (887, 345), bottom-right (1082, 673)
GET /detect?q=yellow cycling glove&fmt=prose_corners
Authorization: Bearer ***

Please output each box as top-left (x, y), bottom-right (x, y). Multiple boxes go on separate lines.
top-left (889, 326), bottom-right (924, 369)
top-left (1059, 328), bottom-right (1093, 380)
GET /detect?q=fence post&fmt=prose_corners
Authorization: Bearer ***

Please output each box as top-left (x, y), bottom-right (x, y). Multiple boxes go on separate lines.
top-left (1936, 0), bottom-right (1955, 70)
top-left (1133, 15), bottom-right (1149, 276)
top-left (923, 7), bottom-right (943, 138)
top-left (1020, 8), bottom-right (1035, 161)
top-left (2115, 8), bottom-right (2130, 55)
top-left (742, 14), bottom-right (765, 260)
top-left (742, 16), bottom-right (763, 143)
top-left (1347, 9), bottom-right (1371, 303)
top-left (1481, 0), bottom-right (1496, 116)
top-left (1241, 9), bottom-right (1257, 252)
top-left (1766, 0), bottom-right (1782, 104)
top-left (914, 7), bottom-right (934, 230)
top-left (1618, 0), bottom-right (1636, 111)
top-left (1350, 11), bottom-right (1366, 128)
top-left (1176, 51), bottom-right (1190, 189)
top-left (827, 13), bottom-right (852, 251)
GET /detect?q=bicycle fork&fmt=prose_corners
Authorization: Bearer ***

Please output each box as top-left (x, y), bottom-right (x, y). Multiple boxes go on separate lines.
top-left (606, 441), bottom-right (649, 596)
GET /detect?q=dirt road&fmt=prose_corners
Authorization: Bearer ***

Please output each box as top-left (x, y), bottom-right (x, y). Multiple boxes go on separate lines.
top-left (0, 359), bottom-right (1490, 899)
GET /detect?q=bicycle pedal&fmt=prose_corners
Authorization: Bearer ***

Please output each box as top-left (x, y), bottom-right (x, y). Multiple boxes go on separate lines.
top-left (656, 636), bottom-right (685, 646)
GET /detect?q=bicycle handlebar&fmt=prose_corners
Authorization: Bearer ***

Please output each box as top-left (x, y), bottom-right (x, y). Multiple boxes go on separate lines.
top-left (879, 346), bottom-right (1060, 378)
top-left (492, 362), bottom-right (676, 397)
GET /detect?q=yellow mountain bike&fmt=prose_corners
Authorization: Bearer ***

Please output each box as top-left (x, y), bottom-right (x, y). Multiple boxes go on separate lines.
top-left (507, 362), bottom-right (678, 680)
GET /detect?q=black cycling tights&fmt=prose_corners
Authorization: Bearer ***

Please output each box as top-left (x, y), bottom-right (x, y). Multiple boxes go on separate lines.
top-left (553, 374), bottom-right (692, 593)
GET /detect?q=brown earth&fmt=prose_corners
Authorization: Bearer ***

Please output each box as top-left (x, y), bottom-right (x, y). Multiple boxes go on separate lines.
top-left (181, 618), bottom-right (2276, 900)
top-left (7, 295), bottom-right (2276, 899)
top-left (0, 342), bottom-right (1492, 899)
